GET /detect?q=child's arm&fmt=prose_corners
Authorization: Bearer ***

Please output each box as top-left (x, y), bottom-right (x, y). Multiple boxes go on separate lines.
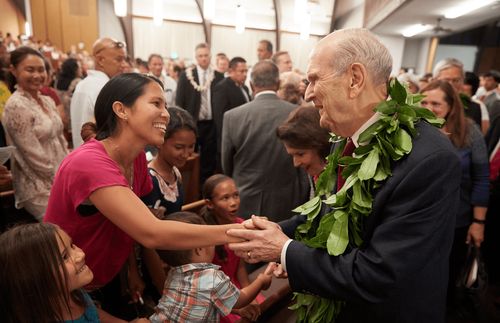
top-left (142, 247), bottom-right (167, 294)
top-left (236, 258), bottom-right (251, 287)
top-left (232, 263), bottom-right (273, 309)
top-left (127, 250), bottom-right (145, 303)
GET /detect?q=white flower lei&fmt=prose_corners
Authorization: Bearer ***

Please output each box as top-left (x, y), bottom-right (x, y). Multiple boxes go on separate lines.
top-left (186, 66), bottom-right (214, 92)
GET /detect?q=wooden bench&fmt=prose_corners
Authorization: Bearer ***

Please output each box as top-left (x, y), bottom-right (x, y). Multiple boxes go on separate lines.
top-left (181, 199), bottom-right (206, 213)
top-left (243, 264), bottom-right (296, 323)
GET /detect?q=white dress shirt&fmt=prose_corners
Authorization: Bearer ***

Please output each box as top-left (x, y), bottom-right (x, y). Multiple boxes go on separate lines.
top-left (70, 70), bottom-right (109, 148)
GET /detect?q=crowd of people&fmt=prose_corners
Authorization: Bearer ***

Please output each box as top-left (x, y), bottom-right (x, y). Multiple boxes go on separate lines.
top-left (0, 27), bottom-right (499, 323)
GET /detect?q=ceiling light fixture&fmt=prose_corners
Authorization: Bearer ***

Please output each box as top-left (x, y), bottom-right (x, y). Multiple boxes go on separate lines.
top-left (24, 22), bottom-right (31, 37)
top-left (444, 0), bottom-right (496, 19)
top-left (113, 0), bottom-right (127, 17)
top-left (401, 24), bottom-right (433, 37)
top-left (235, 5), bottom-right (246, 34)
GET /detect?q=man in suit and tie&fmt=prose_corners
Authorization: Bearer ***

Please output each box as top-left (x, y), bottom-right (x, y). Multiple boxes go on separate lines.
top-left (227, 28), bottom-right (461, 322)
top-left (176, 43), bottom-right (224, 183)
top-left (212, 57), bottom-right (251, 170)
top-left (221, 60), bottom-right (309, 222)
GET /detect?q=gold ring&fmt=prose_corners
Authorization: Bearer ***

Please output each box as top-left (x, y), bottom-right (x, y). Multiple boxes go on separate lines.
top-left (247, 251), bottom-right (251, 258)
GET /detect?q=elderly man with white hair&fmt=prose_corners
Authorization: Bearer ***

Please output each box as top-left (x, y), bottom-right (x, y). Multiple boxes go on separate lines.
top-left (227, 28), bottom-right (461, 323)
top-left (433, 57), bottom-right (489, 134)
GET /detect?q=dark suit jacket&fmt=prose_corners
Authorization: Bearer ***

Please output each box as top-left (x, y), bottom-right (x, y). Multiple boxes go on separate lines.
top-left (175, 67), bottom-right (224, 121)
top-left (280, 121), bottom-right (461, 323)
top-left (462, 96), bottom-right (482, 128)
top-left (212, 77), bottom-right (251, 152)
top-left (221, 92), bottom-right (309, 221)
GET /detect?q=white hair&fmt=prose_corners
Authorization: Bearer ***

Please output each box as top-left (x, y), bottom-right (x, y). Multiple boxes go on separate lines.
top-left (433, 58), bottom-right (464, 78)
top-left (329, 28), bottom-right (392, 86)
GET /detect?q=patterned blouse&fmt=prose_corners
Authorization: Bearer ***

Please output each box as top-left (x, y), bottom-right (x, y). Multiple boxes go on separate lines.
top-left (2, 88), bottom-right (68, 208)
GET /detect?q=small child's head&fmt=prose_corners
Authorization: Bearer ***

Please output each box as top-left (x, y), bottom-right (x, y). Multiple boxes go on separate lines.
top-left (0, 223), bottom-right (92, 322)
top-left (158, 212), bottom-right (215, 266)
top-left (202, 174), bottom-right (240, 224)
top-left (157, 107), bottom-right (197, 168)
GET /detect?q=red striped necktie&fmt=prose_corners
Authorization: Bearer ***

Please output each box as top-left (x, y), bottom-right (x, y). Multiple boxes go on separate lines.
top-left (337, 139), bottom-right (356, 191)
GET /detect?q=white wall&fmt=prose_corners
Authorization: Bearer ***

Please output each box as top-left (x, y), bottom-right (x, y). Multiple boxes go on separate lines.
top-left (434, 44), bottom-right (478, 72)
top-left (132, 17), bottom-right (205, 62)
top-left (376, 34), bottom-right (406, 77)
top-left (280, 33), bottom-right (321, 73)
top-left (417, 37), bottom-right (431, 75)
top-left (211, 26), bottom-right (275, 67)
top-left (98, 0), bottom-right (125, 42)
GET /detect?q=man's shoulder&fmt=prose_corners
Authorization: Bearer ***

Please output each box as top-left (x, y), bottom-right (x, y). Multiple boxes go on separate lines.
top-left (224, 100), bottom-right (252, 118)
top-left (214, 77), bottom-right (233, 91)
top-left (259, 95), bottom-right (297, 112)
top-left (74, 71), bottom-right (108, 94)
top-left (400, 121), bottom-right (459, 168)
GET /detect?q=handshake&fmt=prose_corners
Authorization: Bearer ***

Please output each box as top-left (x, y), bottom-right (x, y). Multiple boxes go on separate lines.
top-left (227, 215), bottom-right (290, 279)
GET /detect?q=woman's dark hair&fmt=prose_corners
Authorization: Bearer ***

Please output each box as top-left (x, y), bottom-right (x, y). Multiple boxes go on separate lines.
top-left (157, 212), bottom-right (206, 267)
top-left (56, 58), bottom-right (79, 91)
top-left (172, 64), bottom-right (182, 76)
top-left (276, 106), bottom-right (331, 159)
top-left (200, 174), bottom-right (233, 262)
top-left (94, 73), bottom-right (164, 140)
top-left (0, 223), bottom-right (85, 323)
top-left (7, 46), bottom-right (45, 92)
top-left (165, 106), bottom-right (197, 139)
top-left (421, 80), bottom-right (468, 148)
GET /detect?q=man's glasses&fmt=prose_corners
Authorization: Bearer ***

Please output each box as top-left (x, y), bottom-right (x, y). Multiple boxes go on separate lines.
top-left (94, 41), bottom-right (125, 55)
top-left (439, 77), bottom-right (463, 85)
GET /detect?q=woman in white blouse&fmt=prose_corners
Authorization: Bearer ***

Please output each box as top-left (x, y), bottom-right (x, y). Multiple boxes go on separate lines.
top-left (3, 47), bottom-right (68, 220)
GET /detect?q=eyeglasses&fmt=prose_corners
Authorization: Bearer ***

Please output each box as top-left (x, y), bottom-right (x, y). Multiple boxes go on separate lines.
top-left (438, 77), bottom-right (463, 85)
top-left (94, 41), bottom-right (126, 55)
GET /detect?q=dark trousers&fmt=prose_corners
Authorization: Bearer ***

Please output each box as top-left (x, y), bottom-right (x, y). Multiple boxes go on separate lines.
top-left (197, 120), bottom-right (217, 184)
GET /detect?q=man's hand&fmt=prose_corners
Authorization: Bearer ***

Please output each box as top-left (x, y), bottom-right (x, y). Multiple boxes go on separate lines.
top-left (227, 216), bottom-right (289, 263)
top-left (466, 223), bottom-right (484, 247)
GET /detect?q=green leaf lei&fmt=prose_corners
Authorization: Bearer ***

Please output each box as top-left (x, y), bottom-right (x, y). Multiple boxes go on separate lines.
top-left (289, 78), bottom-right (444, 322)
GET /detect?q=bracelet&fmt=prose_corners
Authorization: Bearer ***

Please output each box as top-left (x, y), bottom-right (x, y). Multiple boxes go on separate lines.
top-left (472, 218), bottom-right (486, 225)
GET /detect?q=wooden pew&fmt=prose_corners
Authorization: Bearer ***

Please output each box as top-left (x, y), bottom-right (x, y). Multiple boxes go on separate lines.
top-left (240, 264), bottom-right (296, 323)
top-left (181, 199), bottom-right (206, 213)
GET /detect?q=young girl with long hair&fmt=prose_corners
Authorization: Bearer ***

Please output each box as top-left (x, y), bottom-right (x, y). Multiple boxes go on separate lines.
top-left (141, 106), bottom-right (197, 300)
top-left (201, 174), bottom-right (265, 322)
top-left (0, 223), bottom-right (147, 323)
top-left (143, 106), bottom-right (197, 214)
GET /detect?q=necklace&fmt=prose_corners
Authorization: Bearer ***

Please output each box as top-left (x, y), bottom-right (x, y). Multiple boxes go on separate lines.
top-left (290, 78), bottom-right (444, 322)
top-left (186, 66), bottom-right (214, 92)
top-left (102, 138), bottom-right (134, 190)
